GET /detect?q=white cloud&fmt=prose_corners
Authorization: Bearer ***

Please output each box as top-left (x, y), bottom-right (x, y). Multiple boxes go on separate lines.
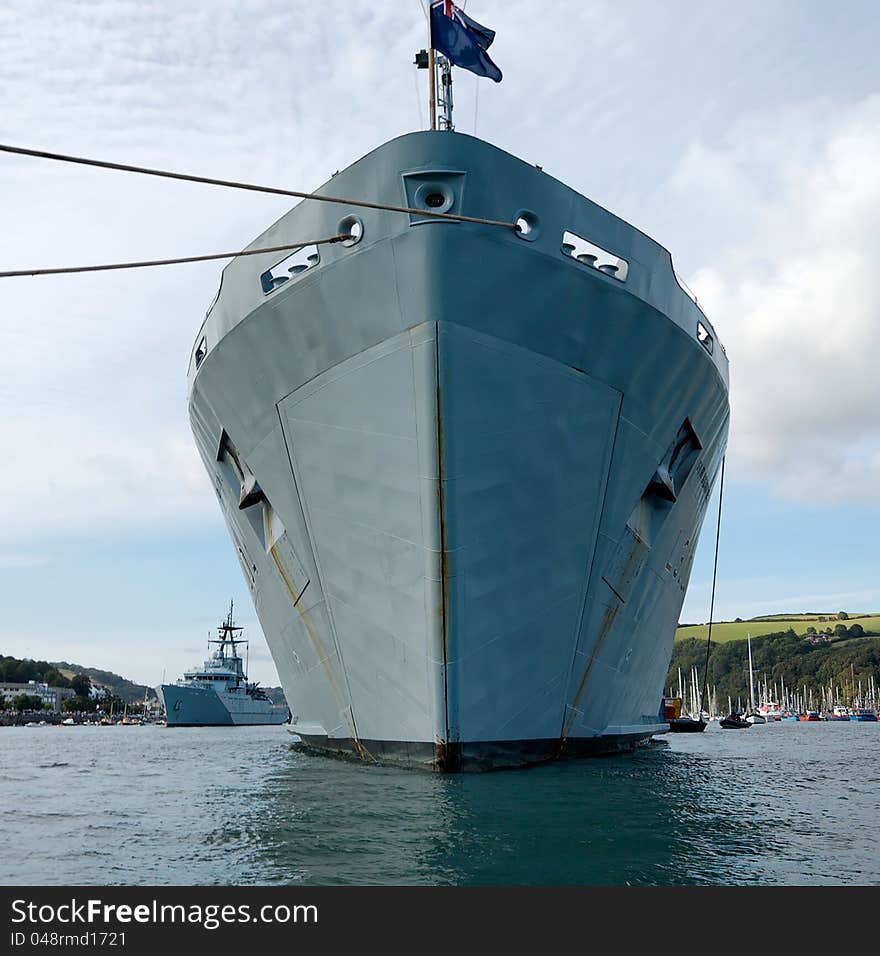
top-left (0, 1), bottom-right (433, 541)
top-left (669, 95), bottom-right (880, 504)
top-left (1, 0), bottom-right (878, 665)
top-left (0, 0), bottom-right (628, 541)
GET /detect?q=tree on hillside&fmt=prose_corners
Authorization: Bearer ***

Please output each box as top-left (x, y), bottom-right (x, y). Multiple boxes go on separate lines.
top-left (70, 673), bottom-right (91, 697)
top-left (838, 611), bottom-right (849, 620)
top-left (99, 694), bottom-right (126, 714)
top-left (848, 624), bottom-right (865, 638)
top-left (668, 630), bottom-right (880, 707)
top-left (834, 624), bottom-right (848, 637)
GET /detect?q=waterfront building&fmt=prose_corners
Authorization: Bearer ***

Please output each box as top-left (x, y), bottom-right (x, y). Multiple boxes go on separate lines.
top-left (0, 681), bottom-right (76, 711)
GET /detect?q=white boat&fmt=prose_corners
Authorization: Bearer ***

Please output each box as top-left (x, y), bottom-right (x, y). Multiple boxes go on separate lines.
top-left (744, 633), bottom-right (766, 724)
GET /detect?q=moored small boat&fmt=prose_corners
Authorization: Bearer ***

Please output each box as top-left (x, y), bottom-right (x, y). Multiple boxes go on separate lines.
top-left (668, 717), bottom-right (707, 733)
top-left (720, 713), bottom-right (751, 729)
top-left (850, 707), bottom-right (878, 722)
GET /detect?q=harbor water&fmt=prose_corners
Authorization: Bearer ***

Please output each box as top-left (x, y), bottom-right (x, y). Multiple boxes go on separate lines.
top-left (2, 722), bottom-right (878, 885)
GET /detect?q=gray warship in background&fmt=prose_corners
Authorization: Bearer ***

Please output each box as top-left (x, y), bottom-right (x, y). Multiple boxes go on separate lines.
top-left (157, 604), bottom-right (289, 726)
top-left (186, 39), bottom-right (729, 769)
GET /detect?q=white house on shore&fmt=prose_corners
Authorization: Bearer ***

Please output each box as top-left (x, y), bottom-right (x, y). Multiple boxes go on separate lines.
top-left (0, 681), bottom-right (76, 711)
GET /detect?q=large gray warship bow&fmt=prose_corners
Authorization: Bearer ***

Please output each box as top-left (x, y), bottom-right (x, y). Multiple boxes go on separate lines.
top-left (187, 124), bottom-right (729, 770)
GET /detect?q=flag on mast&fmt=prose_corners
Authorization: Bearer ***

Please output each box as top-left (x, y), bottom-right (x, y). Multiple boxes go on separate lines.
top-left (430, 1), bottom-right (502, 83)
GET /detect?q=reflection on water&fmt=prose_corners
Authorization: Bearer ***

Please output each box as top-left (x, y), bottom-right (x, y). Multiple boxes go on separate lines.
top-left (2, 723), bottom-right (878, 885)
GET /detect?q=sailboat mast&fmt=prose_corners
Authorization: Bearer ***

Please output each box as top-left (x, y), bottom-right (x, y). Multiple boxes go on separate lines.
top-left (747, 633), bottom-right (755, 713)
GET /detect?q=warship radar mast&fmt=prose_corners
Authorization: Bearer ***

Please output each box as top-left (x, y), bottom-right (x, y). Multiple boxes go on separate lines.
top-left (414, 48), bottom-right (455, 131)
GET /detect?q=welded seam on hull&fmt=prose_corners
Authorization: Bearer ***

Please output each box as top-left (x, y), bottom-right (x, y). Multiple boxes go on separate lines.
top-left (404, 325), bottom-right (449, 756)
top-left (268, 546), bottom-right (349, 712)
top-left (434, 322), bottom-right (456, 772)
top-left (563, 409), bottom-right (730, 739)
top-left (460, 229), bottom-right (730, 393)
top-left (274, 404), bottom-right (367, 757)
top-left (559, 399), bottom-right (624, 742)
top-left (562, 602), bottom-right (621, 739)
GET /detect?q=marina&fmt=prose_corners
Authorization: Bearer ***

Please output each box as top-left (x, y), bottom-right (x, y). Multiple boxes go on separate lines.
top-left (666, 628), bottom-right (880, 726)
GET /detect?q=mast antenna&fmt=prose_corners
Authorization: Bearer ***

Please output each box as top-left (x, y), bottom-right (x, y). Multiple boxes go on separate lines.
top-left (415, 2), bottom-right (454, 131)
top-left (436, 54), bottom-right (454, 130)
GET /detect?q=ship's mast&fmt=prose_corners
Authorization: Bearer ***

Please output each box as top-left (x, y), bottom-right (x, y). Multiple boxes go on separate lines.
top-left (427, 48), bottom-right (436, 130)
top-left (416, 2), bottom-right (454, 131)
top-left (210, 599), bottom-right (246, 672)
top-left (436, 54), bottom-right (454, 130)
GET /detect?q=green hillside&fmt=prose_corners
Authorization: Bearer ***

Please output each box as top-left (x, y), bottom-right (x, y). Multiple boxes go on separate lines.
top-left (53, 663), bottom-right (156, 704)
top-left (668, 630), bottom-right (880, 705)
top-left (2, 653), bottom-right (287, 708)
top-left (676, 614), bottom-right (880, 644)
top-left (0, 654), bottom-right (155, 704)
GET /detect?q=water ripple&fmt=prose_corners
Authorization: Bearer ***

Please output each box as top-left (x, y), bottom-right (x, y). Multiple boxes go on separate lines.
top-left (1, 723), bottom-right (879, 885)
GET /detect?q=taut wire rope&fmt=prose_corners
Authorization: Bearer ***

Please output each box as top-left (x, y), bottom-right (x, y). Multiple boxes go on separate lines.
top-left (698, 455), bottom-right (726, 720)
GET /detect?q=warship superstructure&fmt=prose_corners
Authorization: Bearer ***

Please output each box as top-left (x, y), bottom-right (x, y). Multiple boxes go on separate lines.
top-left (158, 604), bottom-right (289, 726)
top-left (186, 68), bottom-right (729, 768)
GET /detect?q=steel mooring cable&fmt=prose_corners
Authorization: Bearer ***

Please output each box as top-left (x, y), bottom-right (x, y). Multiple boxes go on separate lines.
top-left (0, 234), bottom-right (351, 278)
top-left (698, 455), bottom-right (726, 720)
top-left (0, 142), bottom-right (519, 230)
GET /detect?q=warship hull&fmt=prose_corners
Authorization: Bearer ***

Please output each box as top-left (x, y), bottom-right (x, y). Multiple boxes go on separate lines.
top-left (187, 131), bottom-right (729, 770)
top-left (157, 683), bottom-right (288, 726)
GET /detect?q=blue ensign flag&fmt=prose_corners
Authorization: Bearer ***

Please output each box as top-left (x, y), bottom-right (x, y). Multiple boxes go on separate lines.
top-left (430, 1), bottom-right (502, 83)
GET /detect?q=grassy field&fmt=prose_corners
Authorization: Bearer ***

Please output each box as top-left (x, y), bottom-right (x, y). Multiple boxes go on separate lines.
top-left (675, 615), bottom-right (880, 644)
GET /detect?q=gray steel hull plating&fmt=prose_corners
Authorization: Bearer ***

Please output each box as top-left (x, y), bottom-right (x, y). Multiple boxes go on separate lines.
top-left (157, 684), bottom-right (288, 727)
top-left (187, 131), bottom-right (730, 770)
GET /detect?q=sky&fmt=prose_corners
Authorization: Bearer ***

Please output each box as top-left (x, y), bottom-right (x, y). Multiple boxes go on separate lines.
top-left (1, 0), bottom-right (878, 686)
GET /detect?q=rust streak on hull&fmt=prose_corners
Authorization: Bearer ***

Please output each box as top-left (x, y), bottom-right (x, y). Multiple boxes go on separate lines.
top-left (269, 544), bottom-right (367, 755)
